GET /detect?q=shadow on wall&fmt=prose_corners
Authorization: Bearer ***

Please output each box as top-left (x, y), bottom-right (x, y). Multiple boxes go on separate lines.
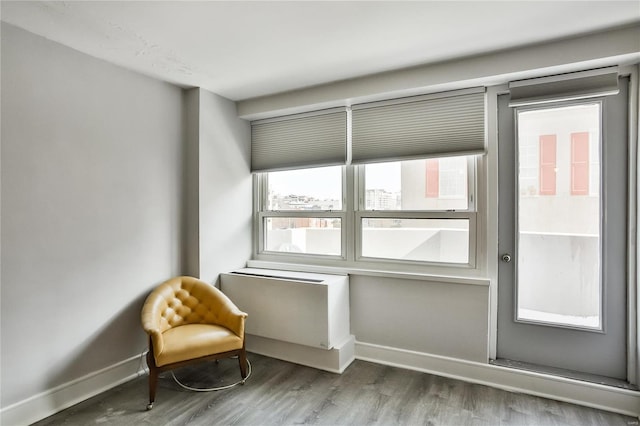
top-left (45, 291), bottom-right (151, 411)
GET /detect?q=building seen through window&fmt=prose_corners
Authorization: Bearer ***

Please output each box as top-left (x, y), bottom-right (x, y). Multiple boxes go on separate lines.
top-left (260, 157), bottom-right (474, 265)
top-left (516, 102), bottom-right (602, 328)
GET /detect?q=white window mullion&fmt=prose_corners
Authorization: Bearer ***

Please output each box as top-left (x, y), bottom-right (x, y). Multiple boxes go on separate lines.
top-left (345, 165), bottom-right (356, 263)
top-left (467, 156), bottom-right (477, 211)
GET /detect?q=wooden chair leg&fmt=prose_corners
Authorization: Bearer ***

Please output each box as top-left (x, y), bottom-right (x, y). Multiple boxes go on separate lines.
top-left (146, 351), bottom-right (158, 410)
top-left (239, 347), bottom-right (248, 379)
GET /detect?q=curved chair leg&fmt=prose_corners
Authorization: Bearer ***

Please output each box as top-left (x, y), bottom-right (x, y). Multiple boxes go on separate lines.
top-left (146, 351), bottom-right (158, 410)
top-left (238, 347), bottom-right (248, 381)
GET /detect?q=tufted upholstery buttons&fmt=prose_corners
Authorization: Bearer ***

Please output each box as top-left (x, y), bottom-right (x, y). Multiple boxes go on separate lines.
top-left (156, 283), bottom-right (225, 328)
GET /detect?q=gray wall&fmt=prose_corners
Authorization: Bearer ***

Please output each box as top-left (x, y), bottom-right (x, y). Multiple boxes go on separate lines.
top-left (350, 275), bottom-right (489, 362)
top-left (197, 89), bottom-right (252, 284)
top-left (182, 88), bottom-right (252, 283)
top-left (0, 23), bottom-right (251, 409)
top-left (0, 22), bottom-right (183, 407)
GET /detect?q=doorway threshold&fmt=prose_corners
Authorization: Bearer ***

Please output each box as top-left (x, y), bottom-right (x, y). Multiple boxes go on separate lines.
top-left (491, 358), bottom-right (638, 391)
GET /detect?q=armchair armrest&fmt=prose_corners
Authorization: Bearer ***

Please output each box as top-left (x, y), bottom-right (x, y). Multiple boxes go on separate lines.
top-left (141, 292), bottom-right (167, 356)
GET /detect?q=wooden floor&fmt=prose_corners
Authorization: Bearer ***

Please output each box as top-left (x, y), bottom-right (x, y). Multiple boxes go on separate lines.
top-left (34, 353), bottom-right (637, 426)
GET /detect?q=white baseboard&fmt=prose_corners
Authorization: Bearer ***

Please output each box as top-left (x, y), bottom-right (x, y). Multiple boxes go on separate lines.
top-left (0, 353), bottom-right (147, 426)
top-left (355, 341), bottom-right (640, 418)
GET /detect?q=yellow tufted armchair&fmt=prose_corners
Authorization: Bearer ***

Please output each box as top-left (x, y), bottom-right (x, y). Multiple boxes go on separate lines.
top-left (141, 276), bottom-right (248, 409)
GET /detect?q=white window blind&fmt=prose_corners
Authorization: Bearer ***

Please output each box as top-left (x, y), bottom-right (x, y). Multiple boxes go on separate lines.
top-left (251, 109), bottom-right (347, 172)
top-left (351, 88), bottom-right (486, 164)
top-left (508, 67), bottom-right (619, 107)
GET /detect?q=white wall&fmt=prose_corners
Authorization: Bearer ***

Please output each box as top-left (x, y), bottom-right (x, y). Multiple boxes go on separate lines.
top-left (0, 23), bottom-right (252, 420)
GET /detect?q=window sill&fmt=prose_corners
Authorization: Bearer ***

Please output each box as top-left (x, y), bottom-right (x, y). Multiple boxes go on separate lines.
top-left (246, 259), bottom-right (490, 287)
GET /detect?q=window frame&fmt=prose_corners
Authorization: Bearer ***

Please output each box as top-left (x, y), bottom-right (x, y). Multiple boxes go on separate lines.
top-left (255, 166), bottom-right (347, 260)
top-left (254, 156), bottom-right (479, 270)
top-left (355, 156), bottom-right (477, 268)
top-left (355, 211), bottom-right (477, 268)
top-left (358, 156), bottom-right (476, 212)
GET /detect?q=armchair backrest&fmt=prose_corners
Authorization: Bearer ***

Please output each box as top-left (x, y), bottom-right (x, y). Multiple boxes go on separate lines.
top-left (141, 276), bottom-right (246, 337)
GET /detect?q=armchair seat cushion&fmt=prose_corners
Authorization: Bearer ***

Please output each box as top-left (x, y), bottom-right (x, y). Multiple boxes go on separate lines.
top-left (155, 324), bottom-right (243, 367)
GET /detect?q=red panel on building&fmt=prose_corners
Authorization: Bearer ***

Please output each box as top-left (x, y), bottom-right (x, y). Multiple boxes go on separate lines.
top-left (539, 135), bottom-right (557, 196)
top-left (571, 132), bottom-right (590, 196)
top-left (425, 158), bottom-right (439, 198)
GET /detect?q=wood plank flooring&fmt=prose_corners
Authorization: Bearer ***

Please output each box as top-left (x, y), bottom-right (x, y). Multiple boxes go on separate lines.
top-left (33, 353), bottom-right (638, 425)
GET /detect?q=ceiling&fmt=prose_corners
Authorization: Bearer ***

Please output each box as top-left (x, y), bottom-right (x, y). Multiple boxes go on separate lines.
top-left (2, 1), bottom-right (639, 101)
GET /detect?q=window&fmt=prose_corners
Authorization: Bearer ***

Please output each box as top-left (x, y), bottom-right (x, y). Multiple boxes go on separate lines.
top-left (424, 157), bottom-right (469, 201)
top-left (360, 218), bottom-right (470, 264)
top-left (366, 158), bottom-right (468, 211)
top-left (252, 87), bottom-right (485, 270)
top-left (264, 217), bottom-right (342, 256)
top-left (259, 166), bottom-right (344, 257)
top-left (430, 157), bottom-right (468, 204)
top-left (516, 102), bottom-right (603, 328)
top-left (518, 104), bottom-right (600, 200)
top-left (255, 156), bottom-right (477, 268)
top-left (519, 142), bottom-right (538, 196)
top-left (358, 157), bottom-right (475, 266)
top-left (266, 167), bottom-right (342, 211)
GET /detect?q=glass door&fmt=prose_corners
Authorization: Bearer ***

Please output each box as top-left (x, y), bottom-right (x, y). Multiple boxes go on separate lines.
top-left (496, 77), bottom-right (629, 380)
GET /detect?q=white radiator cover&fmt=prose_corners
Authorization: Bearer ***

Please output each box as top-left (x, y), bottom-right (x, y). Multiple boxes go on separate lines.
top-left (220, 268), bottom-right (354, 372)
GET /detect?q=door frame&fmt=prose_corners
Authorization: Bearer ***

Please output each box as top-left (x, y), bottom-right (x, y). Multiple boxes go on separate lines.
top-left (627, 67), bottom-right (638, 385)
top-left (486, 65), bottom-right (638, 384)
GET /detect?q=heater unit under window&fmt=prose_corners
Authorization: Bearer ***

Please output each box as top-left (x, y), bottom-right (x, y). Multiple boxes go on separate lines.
top-left (220, 268), bottom-right (354, 373)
